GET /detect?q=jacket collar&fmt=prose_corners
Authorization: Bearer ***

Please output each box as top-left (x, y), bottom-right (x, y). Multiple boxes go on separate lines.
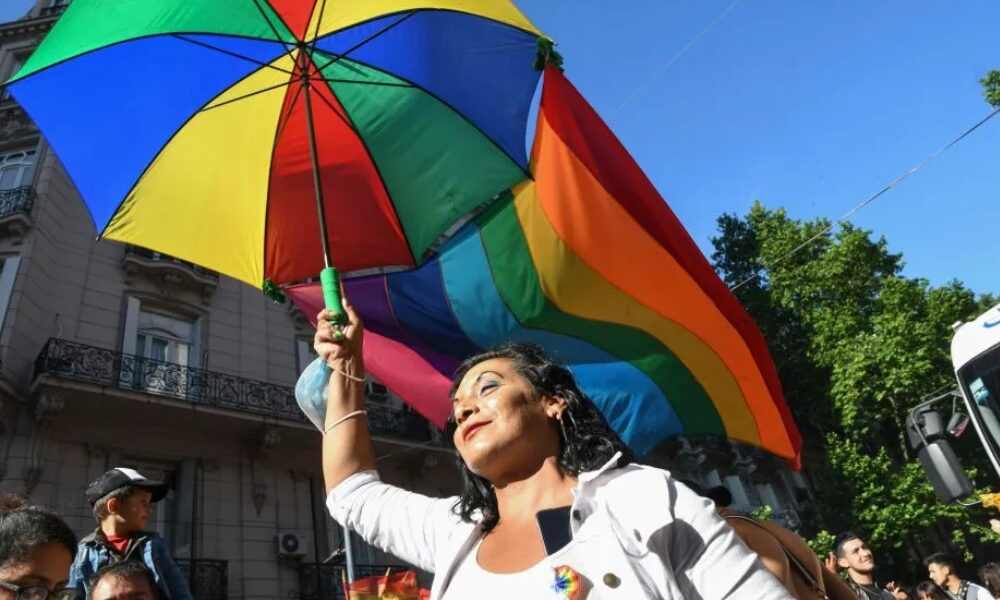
top-left (577, 451), bottom-right (624, 485)
top-left (81, 528), bottom-right (152, 548)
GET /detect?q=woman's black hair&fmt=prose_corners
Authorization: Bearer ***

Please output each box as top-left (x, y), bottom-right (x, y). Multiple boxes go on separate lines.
top-left (979, 563), bottom-right (1000, 597)
top-left (894, 585), bottom-right (915, 600)
top-left (915, 581), bottom-right (950, 600)
top-left (0, 494), bottom-right (77, 569)
top-left (445, 342), bottom-right (635, 532)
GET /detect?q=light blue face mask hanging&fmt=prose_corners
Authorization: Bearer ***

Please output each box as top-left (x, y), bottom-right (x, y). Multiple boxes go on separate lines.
top-left (295, 358), bottom-right (330, 432)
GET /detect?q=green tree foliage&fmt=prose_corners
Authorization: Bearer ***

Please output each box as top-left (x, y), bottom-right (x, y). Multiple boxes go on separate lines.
top-left (712, 203), bottom-right (998, 574)
top-left (807, 530), bottom-right (837, 559)
top-left (751, 504), bottom-right (775, 521)
top-left (982, 70), bottom-right (1000, 108)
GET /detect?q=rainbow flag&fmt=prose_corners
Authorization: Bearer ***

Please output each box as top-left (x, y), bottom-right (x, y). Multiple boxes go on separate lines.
top-left (289, 67), bottom-right (801, 462)
top-left (343, 569), bottom-right (424, 600)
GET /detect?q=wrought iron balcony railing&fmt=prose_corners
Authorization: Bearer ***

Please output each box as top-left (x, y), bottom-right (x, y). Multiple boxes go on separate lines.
top-left (33, 338), bottom-right (443, 443)
top-left (298, 564), bottom-right (409, 600)
top-left (0, 186), bottom-right (35, 219)
top-left (176, 559), bottom-right (227, 600)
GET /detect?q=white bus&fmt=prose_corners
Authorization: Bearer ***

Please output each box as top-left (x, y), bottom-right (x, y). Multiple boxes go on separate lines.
top-left (952, 302), bottom-right (1000, 478)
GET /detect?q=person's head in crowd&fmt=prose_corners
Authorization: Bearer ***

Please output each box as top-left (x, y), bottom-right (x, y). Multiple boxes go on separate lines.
top-left (978, 562), bottom-right (1000, 598)
top-left (446, 342), bottom-right (635, 531)
top-left (834, 530), bottom-right (876, 576)
top-left (915, 580), bottom-right (951, 600)
top-left (90, 562), bottom-right (158, 600)
top-left (0, 494), bottom-right (79, 600)
top-left (925, 553), bottom-right (960, 590)
top-left (87, 469), bottom-right (167, 536)
top-left (893, 584), bottom-right (917, 600)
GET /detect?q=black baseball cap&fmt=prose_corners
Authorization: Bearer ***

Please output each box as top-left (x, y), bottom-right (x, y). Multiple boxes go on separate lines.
top-left (86, 468), bottom-right (168, 506)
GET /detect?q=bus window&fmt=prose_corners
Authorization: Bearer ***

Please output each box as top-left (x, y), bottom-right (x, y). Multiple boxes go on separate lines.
top-left (960, 348), bottom-right (1000, 457)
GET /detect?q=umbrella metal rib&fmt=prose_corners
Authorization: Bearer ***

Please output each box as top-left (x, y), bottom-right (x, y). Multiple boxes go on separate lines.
top-left (197, 79), bottom-right (293, 113)
top-left (249, 0), bottom-right (299, 63)
top-left (309, 0), bottom-right (332, 54)
top-left (310, 11), bottom-right (418, 73)
top-left (172, 34), bottom-right (295, 75)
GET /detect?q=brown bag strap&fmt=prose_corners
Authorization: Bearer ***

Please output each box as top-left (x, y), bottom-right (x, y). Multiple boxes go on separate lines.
top-left (725, 514), bottom-right (830, 600)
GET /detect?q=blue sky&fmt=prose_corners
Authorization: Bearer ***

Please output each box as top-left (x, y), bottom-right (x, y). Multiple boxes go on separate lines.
top-left (3, 1), bottom-right (998, 296)
top-left (517, 0), bottom-right (999, 297)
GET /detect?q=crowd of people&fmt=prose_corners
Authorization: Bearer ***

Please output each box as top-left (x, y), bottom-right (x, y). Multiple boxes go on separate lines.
top-left (1, 303), bottom-right (998, 599)
top-left (0, 466), bottom-right (190, 600)
top-left (824, 530), bottom-right (1000, 600)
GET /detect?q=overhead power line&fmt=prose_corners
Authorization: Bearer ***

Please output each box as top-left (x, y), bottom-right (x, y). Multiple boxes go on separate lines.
top-left (614, 0), bottom-right (744, 115)
top-left (729, 107), bottom-right (1000, 292)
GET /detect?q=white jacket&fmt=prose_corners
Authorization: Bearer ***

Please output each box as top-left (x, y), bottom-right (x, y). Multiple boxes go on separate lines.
top-left (327, 452), bottom-right (794, 599)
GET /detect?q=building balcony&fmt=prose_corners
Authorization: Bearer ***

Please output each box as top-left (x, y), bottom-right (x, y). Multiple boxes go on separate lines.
top-left (176, 559), bottom-right (228, 600)
top-left (0, 186), bottom-right (34, 218)
top-left (32, 338), bottom-right (443, 444)
top-left (298, 563), bottom-right (409, 600)
top-left (122, 245), bottom-right (219, 301)
top-left (0, 186), bottom-right (35, 240)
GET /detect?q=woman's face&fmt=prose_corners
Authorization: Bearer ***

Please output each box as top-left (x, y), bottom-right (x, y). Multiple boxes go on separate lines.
top-left (452, 358), bottom-right (562, 482)
top-left (0, 542), bottom-right (73, 599)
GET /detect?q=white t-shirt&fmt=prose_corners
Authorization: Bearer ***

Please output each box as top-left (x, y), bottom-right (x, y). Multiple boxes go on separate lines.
top-left (442, 537), bottom-right (570, 599)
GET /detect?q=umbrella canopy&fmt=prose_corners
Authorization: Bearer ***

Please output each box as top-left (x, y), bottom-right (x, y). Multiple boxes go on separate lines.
top-left (7, 0), bottom-right (543, 288)
top-left (288, 68), bottom-right (803, 464)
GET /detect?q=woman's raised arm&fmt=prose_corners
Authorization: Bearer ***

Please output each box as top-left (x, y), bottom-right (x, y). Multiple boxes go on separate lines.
top-left (314, 298), bottom-right (377, 494)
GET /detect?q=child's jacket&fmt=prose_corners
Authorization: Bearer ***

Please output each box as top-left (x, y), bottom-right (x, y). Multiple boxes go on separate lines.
top-left (68, 529), bottom-right (194, 600)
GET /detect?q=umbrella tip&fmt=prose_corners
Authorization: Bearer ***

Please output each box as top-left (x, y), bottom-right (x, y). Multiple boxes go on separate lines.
top-left (534, 37), bottom-right (564, 72)
top-left (262, 279), bottom-right (287, 305)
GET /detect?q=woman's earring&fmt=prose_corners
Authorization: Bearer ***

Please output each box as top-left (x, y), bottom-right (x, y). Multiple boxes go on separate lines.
top-left (557, 415), bottom-right (569, 443)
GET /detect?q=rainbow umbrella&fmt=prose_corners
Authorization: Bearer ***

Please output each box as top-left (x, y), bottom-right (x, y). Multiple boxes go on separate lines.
top-left (289, 68), bottom-right (803, 464)
top-left (6, 0), bottom-right (546, 317)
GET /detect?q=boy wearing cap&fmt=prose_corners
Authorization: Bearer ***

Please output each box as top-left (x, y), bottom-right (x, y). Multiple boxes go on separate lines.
top-left (67, 467), bottom-right (193, 600)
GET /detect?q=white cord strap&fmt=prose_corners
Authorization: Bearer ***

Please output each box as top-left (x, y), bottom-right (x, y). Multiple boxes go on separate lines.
top-left (331, 366), bottom-right (365, 383)
top-left (323, 410), bottom-right (366, 436)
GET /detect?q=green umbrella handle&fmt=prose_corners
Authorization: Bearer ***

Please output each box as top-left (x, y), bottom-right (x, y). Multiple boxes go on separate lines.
top-left (320, 267), bottom-right (347, 331)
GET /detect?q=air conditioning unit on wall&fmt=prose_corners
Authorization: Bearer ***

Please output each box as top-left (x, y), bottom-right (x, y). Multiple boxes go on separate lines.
top-left (276, 532), bottom-right (309, 559)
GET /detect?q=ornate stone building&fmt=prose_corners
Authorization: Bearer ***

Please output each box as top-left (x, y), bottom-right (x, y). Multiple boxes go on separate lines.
top-left (0, 3), bottom-right (811, 599)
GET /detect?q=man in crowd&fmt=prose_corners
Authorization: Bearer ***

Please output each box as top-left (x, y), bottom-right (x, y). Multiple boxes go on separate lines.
top-left (925, 553), bottom-right (992, 600)
top-left (829, 531), bottom-right (899, 600)
top-left (90, 562), bottom-right (159, 600)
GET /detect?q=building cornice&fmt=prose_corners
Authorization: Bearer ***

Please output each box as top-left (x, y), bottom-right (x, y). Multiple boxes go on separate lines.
top-left (0, 14), bottom-right (57, 40)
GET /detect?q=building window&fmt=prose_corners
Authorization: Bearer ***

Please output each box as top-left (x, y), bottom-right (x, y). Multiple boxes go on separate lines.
top-left (121, 297), bottom-right (202, 398)
top-left (120, 456), bottom-right (189, 557)
top-left (366, 380), bottom-right (389, 402)
top-left (295, 338), bottom-right (316, 374)
top-left (136, 310), bottom-right (194, 366)
top-left (123, 298), bottom-right (200, 366)
top-left (121, 458), bottom-right (180, 552)
top-left (0, 150), bottom-right (36, 191)
top-left (0, 256), bottom-right (20, 334)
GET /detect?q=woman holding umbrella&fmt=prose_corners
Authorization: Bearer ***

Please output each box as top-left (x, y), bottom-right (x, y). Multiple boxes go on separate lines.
top-left (311, 302), bottom-right (792, 599)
